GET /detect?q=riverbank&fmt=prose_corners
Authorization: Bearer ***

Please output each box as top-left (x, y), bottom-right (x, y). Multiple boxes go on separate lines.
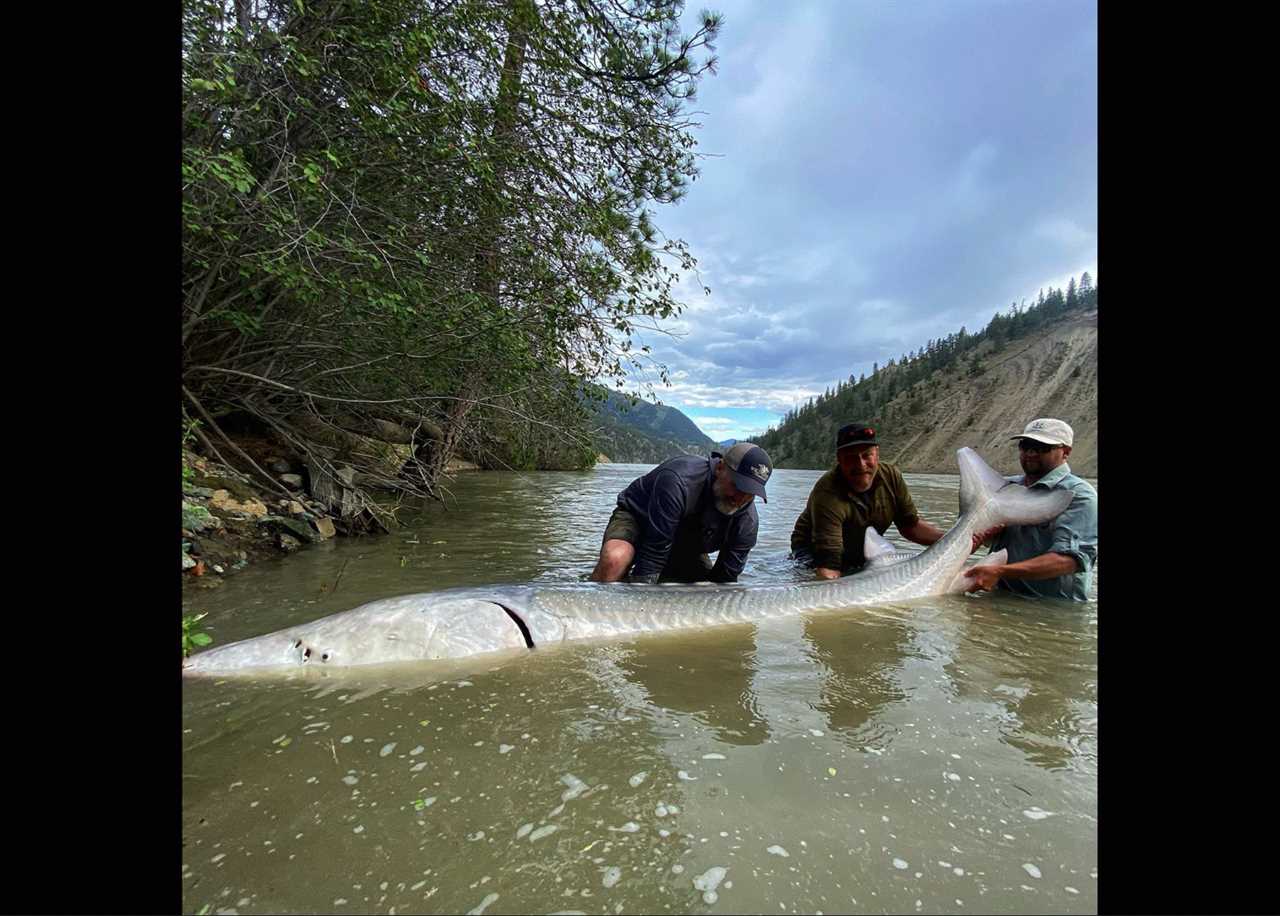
top-left (180, 447), bottom-right (480, 591)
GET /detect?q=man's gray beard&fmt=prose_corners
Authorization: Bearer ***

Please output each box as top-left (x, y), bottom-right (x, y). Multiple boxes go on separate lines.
top-left (715, 497), bottom-right (746, 516)
top-left (712, 478), bottom-right (747, 516)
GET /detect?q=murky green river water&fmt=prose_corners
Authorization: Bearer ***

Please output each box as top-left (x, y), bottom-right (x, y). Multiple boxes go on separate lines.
top-left (182, 464), bottom-right (1097, 915)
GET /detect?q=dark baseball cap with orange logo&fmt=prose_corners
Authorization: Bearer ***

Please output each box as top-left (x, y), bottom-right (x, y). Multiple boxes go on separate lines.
top-left (836, 423), bottom-right (877, 451)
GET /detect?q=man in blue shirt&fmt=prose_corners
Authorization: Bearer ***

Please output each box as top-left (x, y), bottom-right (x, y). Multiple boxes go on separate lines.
top-left (588, 442), bottom-right (773, 584)
top-left (964, 418), bottom-right (1098, 601)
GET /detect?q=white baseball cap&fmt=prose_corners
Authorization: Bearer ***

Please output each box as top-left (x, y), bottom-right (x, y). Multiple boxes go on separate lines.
top-left (1010, 418), bottom-right (1073, 447)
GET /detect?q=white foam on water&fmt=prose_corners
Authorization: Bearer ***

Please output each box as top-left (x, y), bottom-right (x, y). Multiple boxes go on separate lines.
top-left (1022, 807), bottom-right (1054, 820)
top-left (499, 745), bottom-right (514, 754)
top-left (693, 866), bottom-right (727, 903)
top-left (655, 805), bottom-right (669, 817)
top-left (658, 829), bottom-right (670, 838)
top-left (628, 772), bottom-right (648, 787)
top-left (516, 823), bottom-right (533, 840)
top-left (340, 735), bottom-right (353, 744)
top-left (549, 804), bottom-right (565, 817)
top-left (353, 825), bottom-right (364, 834)
top-left (677, 771), bottom-right (698, 781)
top-left (767, 845), bottom-right (789, 857)
top-left (468, 831), bottom-right (485, 841)
top-left (602, 867), bottom-right (622, 888)
top-left (342, 776), bottom-right (359, 786)
top-left (938, 861), bottom-right (951, 868)
top-left (409, 746), bottom-right (424, 756)
top-left (456, 681), bottom-right (474, 688)
top-left (380, 743), bottom-right (397, 757)
top-left (529, 825), bottom-right (559, 842)
top-left (1065, 886), bottom-right (1079, 894)
top-left (608, 822), bottom-right (640, 833)
top-left (809, 729), bottom-right (824, 737)
top-left (210, 854), bottom-right (226, 864)
top-left (422, 796), bottom-right (437, 807)
top-left (409, 762), bottom-right (426, 773)
top-left (560, 774), bottom-right (588, 801)
top-left (465, 892), bottom-right (498, 915)
top-left (946, 773), bottom-right (961, 782)
top-left (953, 868), bottom-right (965, 876)
top-left (702, 753), bottom-right (726, 760)
top-left (1022, 863), bottom-right (1042, 879)
top-left (671, 864), bottom-right (684, 874)
top-left (893, 858), bottom-right (909, 870)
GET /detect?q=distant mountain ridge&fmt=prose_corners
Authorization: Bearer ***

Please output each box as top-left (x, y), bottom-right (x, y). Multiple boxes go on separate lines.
top-left (757, 279), bottom-right (1098, 478)
top-left (582, 385), bottom-right (717, 464)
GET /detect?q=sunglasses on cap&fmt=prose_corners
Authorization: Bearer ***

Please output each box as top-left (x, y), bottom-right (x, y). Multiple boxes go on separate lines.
top-left (1018, 440), bottom-right (1061, 454)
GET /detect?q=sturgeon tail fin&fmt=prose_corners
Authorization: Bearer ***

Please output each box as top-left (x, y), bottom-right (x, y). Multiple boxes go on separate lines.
top-left (956, 447), bottom-right (1074, 528)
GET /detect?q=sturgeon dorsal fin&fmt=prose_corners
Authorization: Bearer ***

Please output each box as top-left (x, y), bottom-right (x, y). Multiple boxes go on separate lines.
top-left (863, 527), bottom-right (897, 561)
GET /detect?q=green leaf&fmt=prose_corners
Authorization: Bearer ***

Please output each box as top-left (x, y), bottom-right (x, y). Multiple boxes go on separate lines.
top-left (191, 633), bottom-right (213, 647)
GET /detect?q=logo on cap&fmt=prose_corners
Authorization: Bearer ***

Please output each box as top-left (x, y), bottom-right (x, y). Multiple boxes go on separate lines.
top-left (752, 464), bottom-right (770, 482)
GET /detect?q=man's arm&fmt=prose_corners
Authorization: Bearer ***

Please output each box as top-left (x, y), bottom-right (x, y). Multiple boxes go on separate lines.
top-left (809, 498), bottom-right (848, 579)
top-left (898, 517), bottom-right (944, 546)
top-left (627, 472), bottom-right (685, 582)
top-left (709, 515), bottom-right (759, 583)
top-left (964, 551), bottom-right (1080, 591)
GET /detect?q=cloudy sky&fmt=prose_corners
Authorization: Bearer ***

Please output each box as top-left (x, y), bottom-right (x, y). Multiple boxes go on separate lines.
top-left (625, 0), bottom-right (1097, 443)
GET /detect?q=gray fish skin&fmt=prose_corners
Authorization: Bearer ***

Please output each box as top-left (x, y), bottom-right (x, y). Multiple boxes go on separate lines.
top-left (182, 448), bottom-right (1070, 676)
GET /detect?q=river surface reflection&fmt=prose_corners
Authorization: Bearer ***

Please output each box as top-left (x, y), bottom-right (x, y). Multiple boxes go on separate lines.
top-left (182, 463), bottom-right (1097, 914)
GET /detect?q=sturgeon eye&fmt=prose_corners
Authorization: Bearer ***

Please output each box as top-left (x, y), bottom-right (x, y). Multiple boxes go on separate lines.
top-left (321, 653), bottom-right (330, 662)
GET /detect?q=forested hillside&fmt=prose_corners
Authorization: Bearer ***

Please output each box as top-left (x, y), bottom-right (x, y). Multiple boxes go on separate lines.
top-left (757, 275), bottom-right (1098, 477)
top-left (584, 386), bottom-right (716, 464)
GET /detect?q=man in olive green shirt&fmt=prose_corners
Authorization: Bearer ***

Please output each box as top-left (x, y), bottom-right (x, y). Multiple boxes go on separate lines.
top-left (790, 423), bottom-right (946, 578)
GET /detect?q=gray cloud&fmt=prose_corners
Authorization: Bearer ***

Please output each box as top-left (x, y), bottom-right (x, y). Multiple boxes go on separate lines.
top-left (626, 0), bottom-right (1097, 424)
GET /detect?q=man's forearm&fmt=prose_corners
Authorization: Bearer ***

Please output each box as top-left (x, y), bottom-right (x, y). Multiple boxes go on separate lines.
top-left (997, 551), bottom-right (1080, 581)
top-left (900, 519), bottom-right (944, 546)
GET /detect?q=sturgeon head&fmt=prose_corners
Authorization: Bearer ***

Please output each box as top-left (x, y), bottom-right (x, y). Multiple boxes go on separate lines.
top-left (182, 587), bottom-right (538, 676)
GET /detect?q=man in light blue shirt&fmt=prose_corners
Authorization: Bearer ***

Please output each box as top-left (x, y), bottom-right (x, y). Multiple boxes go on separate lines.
top-left (964, 418), bottom-right (1098, 602)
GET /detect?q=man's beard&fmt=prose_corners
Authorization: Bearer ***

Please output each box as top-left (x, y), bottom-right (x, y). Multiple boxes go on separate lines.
top-left (713, 478), bottom-right (747, 515)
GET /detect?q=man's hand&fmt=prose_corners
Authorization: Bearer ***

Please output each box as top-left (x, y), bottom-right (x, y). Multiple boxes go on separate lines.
top-left (963, 564), bottom-right (1004, 592)
top-left (814, 566), bottom-right (841, 580)
top-left (970, 525), bottom-right (1005, 554)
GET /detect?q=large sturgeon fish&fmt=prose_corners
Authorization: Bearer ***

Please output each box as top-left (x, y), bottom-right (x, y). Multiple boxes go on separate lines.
top-left (183, 447), bottom-right (1071, 676)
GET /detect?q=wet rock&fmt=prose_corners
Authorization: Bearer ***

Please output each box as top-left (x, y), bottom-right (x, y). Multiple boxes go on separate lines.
top-left (313, 517), bottom-right (337, 539)
top-left (182, 553), bottom-right (196, 571)
top-left (270, 457), bottom-right (293, 474)
top-left (194, 575), bottom-right (224, 589)
top-left (261, 515), bottom-right (323, 544)
top-left (209, 489), bottom-right (268, 519)
top-left (278, 533), bottom-right (302, 553)
top-left (183, 484), bottom-right (215, 498)
top-left (212, 564), bottom-right (225, 574)
top-left (280, 473), bottom-right (304, 490)
top-left (286, 500), bottom-right (307, 517)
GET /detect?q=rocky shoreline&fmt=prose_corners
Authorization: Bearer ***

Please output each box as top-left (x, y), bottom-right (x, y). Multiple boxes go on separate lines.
top-left (181, 448), bottom-right (479, 591)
